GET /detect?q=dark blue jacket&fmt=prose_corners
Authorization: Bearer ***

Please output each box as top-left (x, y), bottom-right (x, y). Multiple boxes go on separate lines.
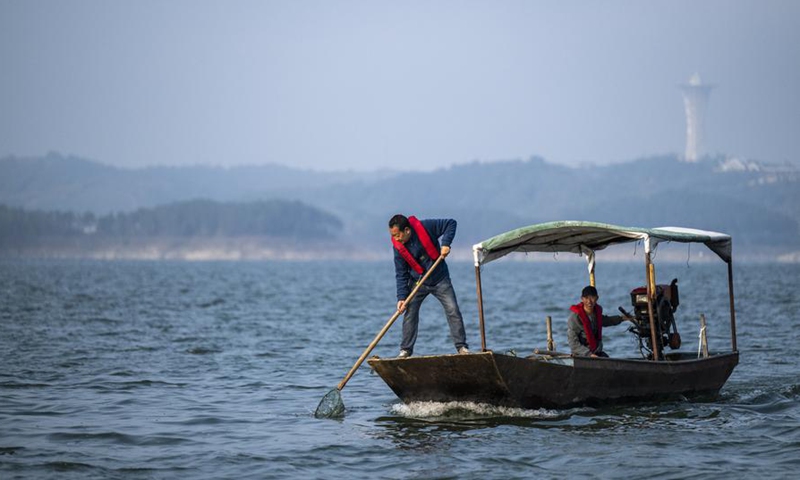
top-left (393, 218), bottom-right (456, 300)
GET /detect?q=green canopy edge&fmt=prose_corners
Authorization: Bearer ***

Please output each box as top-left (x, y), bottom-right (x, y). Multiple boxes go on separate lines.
top-left (473, 220), bottom-right (732, 265)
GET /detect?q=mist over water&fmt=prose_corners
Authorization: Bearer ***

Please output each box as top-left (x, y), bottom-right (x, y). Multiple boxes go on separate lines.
top-left (1, 259), bottom-right (799, 479)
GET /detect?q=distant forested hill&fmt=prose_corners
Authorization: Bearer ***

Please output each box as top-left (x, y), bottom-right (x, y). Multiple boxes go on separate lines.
top-left (0, 152), bottom-right (396, 214)
top-left (297, 155), bottom-right (800, 253)
top-left (1, 152), bottom-right (799, 258)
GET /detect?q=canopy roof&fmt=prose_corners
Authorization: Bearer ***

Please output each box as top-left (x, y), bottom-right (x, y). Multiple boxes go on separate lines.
top-left (473, 221), bottom-right (732, 265)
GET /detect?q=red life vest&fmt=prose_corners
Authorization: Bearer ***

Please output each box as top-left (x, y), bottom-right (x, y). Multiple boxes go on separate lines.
top-left (392, 216), bottom-right (440, 274)
top-left (569, 303), bottom-right (604, 353)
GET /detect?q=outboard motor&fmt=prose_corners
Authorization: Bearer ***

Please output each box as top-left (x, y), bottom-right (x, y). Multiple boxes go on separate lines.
top-left (623, 278), bottom-right (681, 358)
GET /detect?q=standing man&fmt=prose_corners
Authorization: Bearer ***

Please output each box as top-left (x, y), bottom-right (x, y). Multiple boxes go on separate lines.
top-left (567, 285), bottom-right (628, 357)
top-left (388, 214), bottom-right (469, 358)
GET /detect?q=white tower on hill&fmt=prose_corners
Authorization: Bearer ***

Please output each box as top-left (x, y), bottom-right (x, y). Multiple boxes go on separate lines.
top-left (680, 73), bottom-right (714, 162)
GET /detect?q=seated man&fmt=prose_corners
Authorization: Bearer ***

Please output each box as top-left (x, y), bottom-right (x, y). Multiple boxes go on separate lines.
top-left (567, 285), bottom-right (627, 357)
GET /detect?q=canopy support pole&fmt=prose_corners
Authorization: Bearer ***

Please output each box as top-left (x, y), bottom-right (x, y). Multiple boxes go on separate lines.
top-left (727, 261), bottom-right (738, 352)
top-left (474, 264), bottom-right (487, 352)
top-left (645, 252), bottom-right (661, 361)
top-left (473, 247), bottom-right (487, 352)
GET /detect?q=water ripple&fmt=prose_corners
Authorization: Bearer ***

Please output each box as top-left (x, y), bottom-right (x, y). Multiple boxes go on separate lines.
top-left (1, 259), bottom-right (798, 479)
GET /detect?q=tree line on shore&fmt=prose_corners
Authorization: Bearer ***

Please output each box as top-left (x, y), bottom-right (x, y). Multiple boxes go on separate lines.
top-left (0, 199), bottom-right (342, 248)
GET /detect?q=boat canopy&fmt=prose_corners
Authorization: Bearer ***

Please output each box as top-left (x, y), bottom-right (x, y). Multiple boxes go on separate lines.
top-left (472, 221), bottom-right (732, 266)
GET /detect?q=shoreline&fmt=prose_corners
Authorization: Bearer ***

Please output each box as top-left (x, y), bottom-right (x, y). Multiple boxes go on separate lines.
top-left (2, 244), bottom-right (798, 264)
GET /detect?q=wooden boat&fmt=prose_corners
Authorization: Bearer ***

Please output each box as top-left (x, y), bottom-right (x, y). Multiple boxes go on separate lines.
top-left (367, 221), bottom-right (739, 409)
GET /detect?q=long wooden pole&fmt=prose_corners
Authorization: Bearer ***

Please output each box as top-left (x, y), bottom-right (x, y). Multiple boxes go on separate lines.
top-left (335, 255), bottom-right (445, 391)
top-left (727, 260), bottom-right (738, 352)
top-left (475, 264), bottom-right (487, 352)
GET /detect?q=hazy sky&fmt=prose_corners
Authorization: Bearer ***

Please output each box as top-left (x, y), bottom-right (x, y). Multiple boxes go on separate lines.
top-left (2, 0), bottom-right (799, 171)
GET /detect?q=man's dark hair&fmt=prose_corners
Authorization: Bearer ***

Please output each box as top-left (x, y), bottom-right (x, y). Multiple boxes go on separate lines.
top-left (581, 285), bottom-right (598, 298)
top-left (389, 214), bottom-right (410, 230)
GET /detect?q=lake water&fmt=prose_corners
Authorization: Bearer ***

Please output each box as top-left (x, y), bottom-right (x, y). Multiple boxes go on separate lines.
top-left (1, 257), bottom-right (799, 479)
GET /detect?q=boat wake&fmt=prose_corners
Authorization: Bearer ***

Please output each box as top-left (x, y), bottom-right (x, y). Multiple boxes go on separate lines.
top-left (390, 400), bottom-right (575, 419)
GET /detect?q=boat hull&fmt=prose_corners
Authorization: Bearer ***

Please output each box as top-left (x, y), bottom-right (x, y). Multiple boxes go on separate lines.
top-left (366, 351), bottom-right (739, 409)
